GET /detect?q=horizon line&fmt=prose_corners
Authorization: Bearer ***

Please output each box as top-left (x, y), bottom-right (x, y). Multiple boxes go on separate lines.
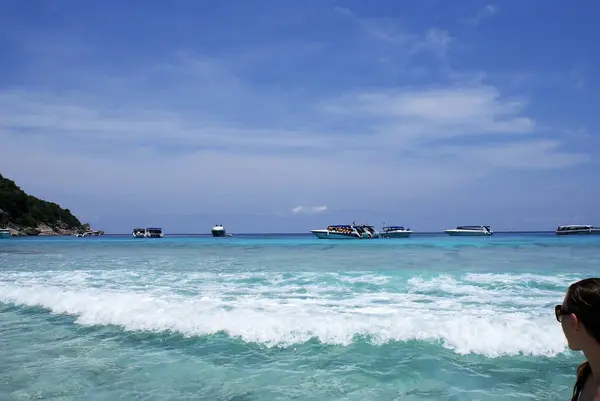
top-left (92, 230), bottom-right (559, 236)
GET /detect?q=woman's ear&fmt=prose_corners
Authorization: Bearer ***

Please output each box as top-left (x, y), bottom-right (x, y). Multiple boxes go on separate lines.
top-left (571, 314), bottom-right (581, 332)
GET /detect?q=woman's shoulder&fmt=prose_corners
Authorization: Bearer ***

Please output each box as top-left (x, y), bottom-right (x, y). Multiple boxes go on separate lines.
top-left (572, 362), bottom-right (592, 401)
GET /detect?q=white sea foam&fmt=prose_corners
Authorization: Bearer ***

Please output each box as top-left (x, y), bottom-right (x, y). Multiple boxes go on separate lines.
top-left (464, 272), bottom-right (580, 287)
top-left (406, 275), bottom-right (565, 308)
top-left (0, 270), bottom-right (571, 358)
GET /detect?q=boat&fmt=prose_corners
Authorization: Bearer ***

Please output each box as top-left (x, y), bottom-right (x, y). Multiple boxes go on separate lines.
top-left (556, 225), bottom-right (600, 235)
top-left (444, 225), bottom-right (493, 236)
top-left (145, 227), bottom-right (164, 238)
top-left (311, 224), bottom-right (378, 239)
top-left (0, 228), bottom-right (11, 238)
top-left (132, 227), bottom-right (164, 238)
top-left (132, 228), bottom-right (146, 238)
top-left (211, 224), bottom-right (227, 237)
top-left (311, 225), bottom-right (362, 239)
top-left (76, 230), bottom-right (103, 237)
top-left (380, 225), bottom-right (412, 238)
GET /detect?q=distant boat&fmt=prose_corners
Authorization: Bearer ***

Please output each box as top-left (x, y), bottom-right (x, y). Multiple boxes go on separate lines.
top-left (75, 230), bottom-right (103, 237)
top-left (132, 228), bottom-right (145, 238)
top-left (0, 228), bottom-right (11, 238)
top-left (211, 224), bottom-right (228, 237)
top-left (132, 227), bottom-right (164, 238)
top-left (444, 226), bottom-right (493, 236)
top-left (380, 225), bottom-right (412, 238)
top-left (556, 225), bottom-right (600, 235)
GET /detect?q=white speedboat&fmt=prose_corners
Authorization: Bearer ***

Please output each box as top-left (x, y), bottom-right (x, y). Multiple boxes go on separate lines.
top-left (76, 230), bottom-right (103, 237)
top-left (380, 225), bottom-right (412, 238)
top-left (444, 225), bottom-right (493, 236)
top-left (556, 225), bottom-right (600, 235)
top-left (0, 228), bottom-right (11, 238)
top-left (132, 227), bottom-right (164, 238)
top-left (211, 224), bottom-right (227, 237)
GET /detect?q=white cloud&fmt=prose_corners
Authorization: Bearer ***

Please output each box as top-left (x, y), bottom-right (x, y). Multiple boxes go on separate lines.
top-left (292, 205), bottom-right (328, 215)
top-left (327, 86), bottom-right (523, 122)
top-left (320, 84), bottom-right (536, 149)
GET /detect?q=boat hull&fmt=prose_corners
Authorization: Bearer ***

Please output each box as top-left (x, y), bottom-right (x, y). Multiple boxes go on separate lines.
top-left (381, 231), bottom-right (412, 238)
top-left (212, 230), bottom-right (227, 237)
top-left (444, 230), bottom-right (492, 236)
top-left (311, 230), bottom-right (360, 239)
top-left (360, 232), bottom-right (379, 238)
top-left (145, 233), bottom-right (164, 238)
top-left (556, 229), bottom-right (600, 235)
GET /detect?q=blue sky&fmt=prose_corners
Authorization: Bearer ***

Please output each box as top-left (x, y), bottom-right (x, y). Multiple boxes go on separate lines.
top-left (0, 0), bottom-right (598, 233)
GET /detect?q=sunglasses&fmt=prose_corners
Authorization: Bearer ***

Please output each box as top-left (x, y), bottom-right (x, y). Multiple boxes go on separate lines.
top-left (555, 304), bottom-right (570, 322)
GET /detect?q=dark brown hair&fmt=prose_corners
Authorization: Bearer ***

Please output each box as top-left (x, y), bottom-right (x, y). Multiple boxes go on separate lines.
top-left (565, 278), bottom-right (600, 343)
top-left (566, 278), bottom-right (600, 401)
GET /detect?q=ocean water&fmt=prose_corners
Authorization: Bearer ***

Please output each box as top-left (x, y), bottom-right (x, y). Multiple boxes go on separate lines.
top-left (1, 233), bottom-right (599, 400)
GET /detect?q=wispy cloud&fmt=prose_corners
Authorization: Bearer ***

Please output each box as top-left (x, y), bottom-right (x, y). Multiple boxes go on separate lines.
top-left (433, 140), bottom-right (589, 169)
top-left (411, 28), bottom-right (455, 59)
top-left (320, 84), bottom-right (535, 143)
top-left (292, 205), bottom-right (328, 215)
top-left (463, 5), bottom-right (497, 26)
top-left (2, 79), bottom-right (579, 170)
top-left (566, 127), bottom-right (591, 140)
top-left (569, 64), bottom-right (587, 89)
top-left (333, 6), bottom-right (454, 59)
top-left (333, 7), bottom-right (411, 45)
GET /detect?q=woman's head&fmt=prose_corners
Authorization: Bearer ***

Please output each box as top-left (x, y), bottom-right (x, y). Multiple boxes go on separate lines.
top-left (557, 278), bottom-right (600, 350)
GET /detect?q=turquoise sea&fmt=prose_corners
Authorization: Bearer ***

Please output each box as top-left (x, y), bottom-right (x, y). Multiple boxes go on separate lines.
top-left (1, 233), bottom-right (599, 400)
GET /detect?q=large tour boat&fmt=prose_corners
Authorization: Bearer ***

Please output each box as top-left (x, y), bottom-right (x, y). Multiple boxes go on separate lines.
top-left (0, 228), bottom-right (11, 238)
top-left (556, 225), bottom-right (600, 235)
top-left (311, 224), bottom-right (378, 239)
top-left (444, 225), bottom-right (493, 236)
top-left (380, 225), bottom-right (412, 238)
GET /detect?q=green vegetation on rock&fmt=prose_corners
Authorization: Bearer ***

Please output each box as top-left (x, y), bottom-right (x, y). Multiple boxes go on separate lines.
top-left (0, 173), bottom-right (83, 231)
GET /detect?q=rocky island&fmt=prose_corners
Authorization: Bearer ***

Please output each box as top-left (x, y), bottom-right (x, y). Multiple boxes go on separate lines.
top-left (0, 173), bottom-right (98, 236)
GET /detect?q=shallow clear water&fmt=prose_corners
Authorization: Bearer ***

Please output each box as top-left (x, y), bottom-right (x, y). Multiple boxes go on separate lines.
top-left (1, 233), bottom-right (598, 400)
